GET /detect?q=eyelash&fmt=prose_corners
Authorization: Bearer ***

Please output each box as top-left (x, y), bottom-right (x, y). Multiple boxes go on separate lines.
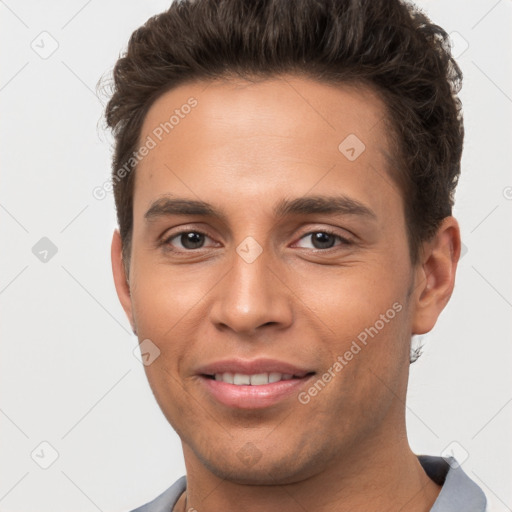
top-left (161, 228), bottom-right (353, 252)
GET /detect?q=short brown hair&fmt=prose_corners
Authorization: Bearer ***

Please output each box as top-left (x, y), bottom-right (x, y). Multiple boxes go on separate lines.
top-left (103, 0), bottom-right (463, 268)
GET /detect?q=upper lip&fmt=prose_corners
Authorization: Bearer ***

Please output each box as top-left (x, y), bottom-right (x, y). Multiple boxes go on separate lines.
top-left (195, 358), bottom-right (314, 378)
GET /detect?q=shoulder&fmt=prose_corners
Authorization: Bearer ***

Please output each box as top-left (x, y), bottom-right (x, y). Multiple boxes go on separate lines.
top-left (418, 455), bottom-right (487, 512)
top-left (129, 475), bottom-right (187, 512)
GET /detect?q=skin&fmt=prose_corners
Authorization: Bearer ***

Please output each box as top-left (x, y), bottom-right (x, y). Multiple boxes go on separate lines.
top-left (112, 76), bottom-right (461, 512)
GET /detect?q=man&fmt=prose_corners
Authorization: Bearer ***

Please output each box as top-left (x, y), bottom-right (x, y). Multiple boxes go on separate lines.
top-left (105, 0), bottom-right (487, 510)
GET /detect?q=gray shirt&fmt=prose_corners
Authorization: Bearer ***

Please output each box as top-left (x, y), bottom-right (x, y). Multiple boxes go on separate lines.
top-left (130, 455), bottom-right (487, 512)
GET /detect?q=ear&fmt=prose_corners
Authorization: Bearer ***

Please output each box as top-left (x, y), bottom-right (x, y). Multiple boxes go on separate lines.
top-left (411, 217), bottom-right (461, 335)
top-left (111, 230), bottom-right (136, 333)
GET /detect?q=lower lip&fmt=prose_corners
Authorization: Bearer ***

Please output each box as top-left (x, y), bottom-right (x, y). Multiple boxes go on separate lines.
top-left (200, 375), bottom-right (314, 409)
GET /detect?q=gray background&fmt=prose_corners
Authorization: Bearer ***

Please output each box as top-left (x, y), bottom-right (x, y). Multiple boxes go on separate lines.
top-left (0, 1), bottom-right (511, 511)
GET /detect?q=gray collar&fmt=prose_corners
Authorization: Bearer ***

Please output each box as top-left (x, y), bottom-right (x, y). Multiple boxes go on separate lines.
top-left (418, 455), bottom-right (487, 511)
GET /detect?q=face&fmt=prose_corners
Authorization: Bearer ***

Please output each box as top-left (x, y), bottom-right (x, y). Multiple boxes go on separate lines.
top-left (113, 76), bottom-right (448, 485)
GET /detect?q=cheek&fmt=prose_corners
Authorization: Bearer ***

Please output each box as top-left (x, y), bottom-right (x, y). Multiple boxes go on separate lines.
top-left (283, 253), bottom-right (412, 398)
top-left (295, 293), bottom-right (410, 442)
top-left (286, 255), bottom-right (408, 332)
top-left (129, 259), bottom-right (224, 414)
top-left (130, 256), bottom-right (214, 338)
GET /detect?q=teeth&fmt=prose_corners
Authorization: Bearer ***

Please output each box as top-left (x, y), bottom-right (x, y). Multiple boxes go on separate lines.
top-left (250, 373), bottom-right (268, 385)
top-left (213, 372), bottom-right (297, 385)
top-left (215, 372), bottom-right (233, 383)
top-left (233, 373), bottom-right (251, 385)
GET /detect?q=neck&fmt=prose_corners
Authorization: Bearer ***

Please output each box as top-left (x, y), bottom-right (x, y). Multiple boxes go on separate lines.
top-left (178, 431), bottom-right (441, 512)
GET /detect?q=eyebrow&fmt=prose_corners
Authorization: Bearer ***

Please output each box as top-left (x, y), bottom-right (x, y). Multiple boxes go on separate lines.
top-left (274, 195), bottom-right (376, 220)
top-left (144, 195), bottom-right (377, 222)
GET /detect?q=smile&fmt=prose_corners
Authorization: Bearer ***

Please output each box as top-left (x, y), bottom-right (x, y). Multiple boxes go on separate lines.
top-left (207, 372), bottom-right (306, 385)
top-left (196, 359), bottom-right (316, 409)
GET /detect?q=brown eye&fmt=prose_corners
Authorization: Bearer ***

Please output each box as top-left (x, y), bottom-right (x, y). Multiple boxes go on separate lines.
top-left (180, 232), bottom-right (205, 249)
top-left (310, 232), bottom-right (336, 249)
top-left (165, 231), bottom-right (209, 250)
top-left (296, 231), bottom-right (351, 250)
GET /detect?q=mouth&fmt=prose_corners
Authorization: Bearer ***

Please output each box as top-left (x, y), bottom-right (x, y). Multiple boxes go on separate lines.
top-left (196, 359), bottom-right (316, 409)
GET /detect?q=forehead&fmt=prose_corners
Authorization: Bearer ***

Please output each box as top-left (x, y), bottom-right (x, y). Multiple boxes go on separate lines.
top-left (134, 76), bottom-right (401, 220)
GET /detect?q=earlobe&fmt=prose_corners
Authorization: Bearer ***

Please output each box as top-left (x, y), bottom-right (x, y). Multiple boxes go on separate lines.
top-left (411, 217), bottom-right (461, 335)
top-left (111, 230), bottom-right (136, 332)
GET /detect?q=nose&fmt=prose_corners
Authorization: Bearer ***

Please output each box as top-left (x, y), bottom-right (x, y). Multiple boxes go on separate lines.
top-left (209, 244), bottom-right (293, 336)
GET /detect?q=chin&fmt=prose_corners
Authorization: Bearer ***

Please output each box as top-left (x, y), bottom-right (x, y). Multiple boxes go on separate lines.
top-left (195, 441), bottom-right (330, 486)
top-left (205, 461), bottom-right (309, 486)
